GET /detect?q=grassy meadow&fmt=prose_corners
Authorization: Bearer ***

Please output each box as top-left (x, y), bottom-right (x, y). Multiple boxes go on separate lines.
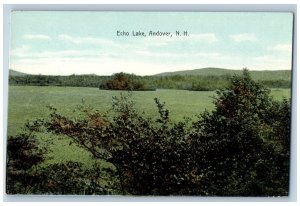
top-left (7, 85), bottom-right (291, 167)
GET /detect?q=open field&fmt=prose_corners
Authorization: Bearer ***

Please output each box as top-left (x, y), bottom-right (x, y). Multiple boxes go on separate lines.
top-left (7, 86), bottom-right (216, 136)
top-left (7, 86), bottom-right (291, 166)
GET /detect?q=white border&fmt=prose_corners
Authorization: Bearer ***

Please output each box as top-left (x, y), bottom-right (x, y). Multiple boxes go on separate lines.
top-left (1, 2), bottom-right (298, 205)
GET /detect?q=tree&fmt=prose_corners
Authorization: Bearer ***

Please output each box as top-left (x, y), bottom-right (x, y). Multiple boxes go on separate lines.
top-left (99, 72), bottom-right (147, 91)
top-left (189, 69), bottom-right (290, 195)
top-left (6, 133), bottom-right (46, 194)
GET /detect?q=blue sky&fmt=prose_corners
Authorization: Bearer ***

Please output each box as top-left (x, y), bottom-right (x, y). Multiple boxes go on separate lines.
top-left (9, 12), bottom-right (293, 75)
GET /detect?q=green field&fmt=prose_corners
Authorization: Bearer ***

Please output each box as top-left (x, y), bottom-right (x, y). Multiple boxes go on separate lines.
top-left (7, 85), bottom-right (291, 166)
top-left (7, 86), bottom-right (216, 136)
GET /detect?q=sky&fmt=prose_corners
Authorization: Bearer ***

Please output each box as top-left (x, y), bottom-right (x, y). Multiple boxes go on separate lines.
top-left (9, 12), bottom-right (294, 76)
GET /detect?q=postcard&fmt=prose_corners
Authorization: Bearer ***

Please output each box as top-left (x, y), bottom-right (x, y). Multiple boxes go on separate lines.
top-left (7, 11), bottom-right (293, 196)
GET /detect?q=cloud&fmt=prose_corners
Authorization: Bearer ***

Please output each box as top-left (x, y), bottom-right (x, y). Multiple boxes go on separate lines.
top-left (10, 57), bottom-right (185, 76)
top-left (10, 45), bottom-right (120, 60)
top-left (269, 44), bottom-right (292, 53)
top-left (12, 33), bottom-right (220, 64)
top-left (135, 50), bottom-right (221, 59)
top-left (10, 45), bottom-right (31, 57)
top-left (23, 34), bottom-right (51, 40)
top-left (139, 33), bottom-right (219, 47)
top-left (10, 34), bottom-right (291, 76)
top-left (251, 55), bottom-right (292, 70)
top-left (229, 33), bottom-right (257, 42)
top-left (189, 33), bottom-right (219, 43)
top-left (10, 51), bottom-right (292, 76)
top-left (58, 34), bottom-right (122, 48)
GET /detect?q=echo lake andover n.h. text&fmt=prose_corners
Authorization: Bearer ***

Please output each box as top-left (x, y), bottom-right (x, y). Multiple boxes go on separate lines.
top-left (116, 30), bottom-right (189, 37)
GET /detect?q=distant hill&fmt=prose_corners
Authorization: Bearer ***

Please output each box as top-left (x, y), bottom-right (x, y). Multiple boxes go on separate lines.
top-left (9, 69), bottom-right (30, 76)
top-left (154, 67), bottom-right (292, 81)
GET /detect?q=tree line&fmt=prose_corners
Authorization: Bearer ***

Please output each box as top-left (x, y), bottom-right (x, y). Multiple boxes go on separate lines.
top-left (7, 70), bottom-right (290, 195)
top-left (9, 72), bottom-right (291, 91)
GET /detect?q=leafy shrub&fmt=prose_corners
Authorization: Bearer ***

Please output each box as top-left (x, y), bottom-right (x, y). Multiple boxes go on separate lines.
top-left (189, 69), bottom-right (290, 195)
top-left (6, 133), bottom-right (114, 194)
top-left (43, 93), bottom-right (194, 195)
top-left (6, 121), bottom-right (116, 195)
top-left (35, 161), bottom-right (116, 195)
top-left (6, 133), bottom-right (46, 194)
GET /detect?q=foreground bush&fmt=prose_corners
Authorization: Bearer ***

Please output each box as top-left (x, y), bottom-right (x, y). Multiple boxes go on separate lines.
top-left (6, 133), bottom-right (45, 194)
top-left (6, 69), bottom-right (290, 195)
top-left (189, 70), bottom-right (290, 195)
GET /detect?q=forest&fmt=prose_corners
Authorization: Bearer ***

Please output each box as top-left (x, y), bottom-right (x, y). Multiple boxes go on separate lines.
top-left (9, 70), bottom-right (291, 91)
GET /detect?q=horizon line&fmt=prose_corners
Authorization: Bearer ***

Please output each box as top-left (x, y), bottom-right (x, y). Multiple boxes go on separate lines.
top-left (9, 67), bottom-right (292, 77)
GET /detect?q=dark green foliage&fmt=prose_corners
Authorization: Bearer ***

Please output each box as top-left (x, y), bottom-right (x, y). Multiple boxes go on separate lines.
top-left (6, 133), bottom-right (46, 194)
top-left (6, 69), bottom-right (291, 195)
top-left (9, 74), bottom-right (109, 87)
top-left (35, 161), bottom-right (115, 195)
top-left (9, 70), bottom-right (291, 90)
top-left (47, 96), bottom-right (194, 195)
top-left (6, 133), bottom-right (113, 195)
top-left (259, 80), bottom-right (291, 88)
top-left (189, 69), bottom-right (290, 195)
top-left (99, 72), bottom-right (154, 91)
